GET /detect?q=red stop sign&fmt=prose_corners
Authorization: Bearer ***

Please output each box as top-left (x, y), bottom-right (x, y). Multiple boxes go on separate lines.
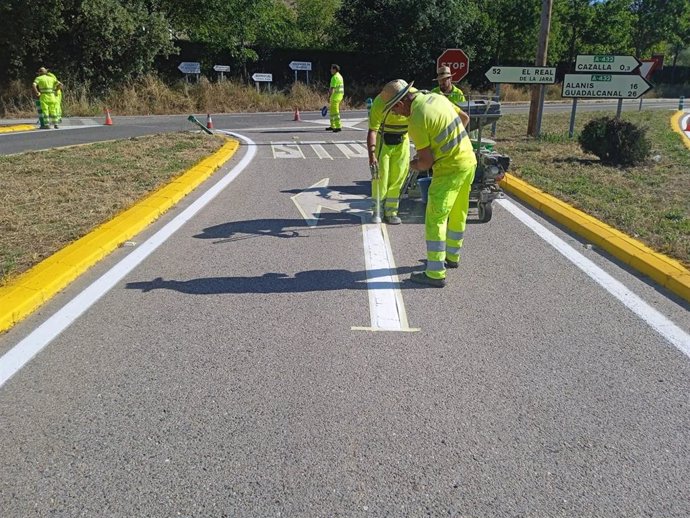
top-left (437, 48), bottom-right (470, 82)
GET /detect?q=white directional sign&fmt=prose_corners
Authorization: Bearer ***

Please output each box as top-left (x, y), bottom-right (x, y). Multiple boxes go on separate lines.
top-left (485, 66), bottom-right (556, 84)
top-left (213, 65), bottom-right (230, 72)
top-left (562, 74), bottom-right (653, 99)
top-left (252, 73), bottom-right (273, 82)
top-left (291, 178), bottom-right (417, 332)
top-left (575, 55), bottom-right (641, 73)
top-left (289, 61), bottom-right (312, 71)
top-left (178, 62), bottom-right (201, 74)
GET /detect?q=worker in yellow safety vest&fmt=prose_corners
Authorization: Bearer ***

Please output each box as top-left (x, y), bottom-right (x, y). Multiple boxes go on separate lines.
top-left (367, 89), bottom-right (412, 225)
top-left (47, 69), bottom-right (63, 123)
top-left (431, 65), bottom-right (466, 107)
top-left (326, 64), bottom-right (344, 133)
top-left (32, 67), bottom-right (61, 129)
top-left (379, 79), bottom-right (476, 287)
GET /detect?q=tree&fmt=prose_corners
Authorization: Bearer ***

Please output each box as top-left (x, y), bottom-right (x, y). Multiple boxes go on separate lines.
top-left (0, 0), bottom-right (65, 79)
top-left (336, 0), bottom-right (483, 84)
top-left (630, 0), bottom-right (688, 58)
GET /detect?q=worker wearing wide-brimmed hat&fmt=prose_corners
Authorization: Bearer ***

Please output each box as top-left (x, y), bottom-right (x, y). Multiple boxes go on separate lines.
top-left (431, 65), bottom-right (466, 107)
top-left (367, 84), bottom-right (416, 224)
top-left (379, 79), bottom-right (476, 287)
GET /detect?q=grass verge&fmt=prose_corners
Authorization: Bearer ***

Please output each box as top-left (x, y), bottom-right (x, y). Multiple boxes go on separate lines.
top-left (0, 132), bottom-right (226, 284)
top-left (494, 109), bottom-right (689, 268)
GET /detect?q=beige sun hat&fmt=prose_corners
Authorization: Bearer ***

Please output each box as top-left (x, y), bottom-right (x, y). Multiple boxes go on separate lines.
top-left (434, 65), bottom-right (453, 81)
top-left (380, 79), bottom-right (415, 111)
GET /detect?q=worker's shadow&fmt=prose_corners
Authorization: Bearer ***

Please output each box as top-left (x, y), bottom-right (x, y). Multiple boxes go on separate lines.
top-left (125, 265), bottom-right (419, 295)
top-left (193, 212), bottom-right (362, 243)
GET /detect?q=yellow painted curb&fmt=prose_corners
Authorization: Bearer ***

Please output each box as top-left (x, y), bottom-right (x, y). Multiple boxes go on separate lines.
top-left (500, 174), bottom-right (690, 303)
top-left (671, 111), bottom-right (690, 150)
top-left (0, 137), bottom-right (240, 332)
top-left (0, 124), bottom-right (37, 134)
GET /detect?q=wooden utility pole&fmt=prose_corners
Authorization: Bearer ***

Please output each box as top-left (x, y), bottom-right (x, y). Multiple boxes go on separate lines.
top-left (527, 0), bottom-right (553, 137)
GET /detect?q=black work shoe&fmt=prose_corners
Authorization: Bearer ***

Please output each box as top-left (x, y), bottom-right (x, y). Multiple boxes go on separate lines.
top-left (409, 272), bottom-right (446, 287)
top-left (445, 259), bottom-right (459, 269)
top-left (332, 128), bottom-right (342, 133)
top-left (325, 127), bottom-right (334, 131)
top-left (384, 215), bottom-right (402, 225)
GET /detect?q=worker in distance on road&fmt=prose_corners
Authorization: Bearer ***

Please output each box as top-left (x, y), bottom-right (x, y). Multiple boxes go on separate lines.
top-left (326, 64), bottom-right (344, 133)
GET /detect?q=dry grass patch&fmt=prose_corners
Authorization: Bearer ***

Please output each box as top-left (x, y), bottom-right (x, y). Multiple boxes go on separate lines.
top-left (0, 132), bottom-right (226, 283)
top-left (494, 110), bottom-right (690, 267)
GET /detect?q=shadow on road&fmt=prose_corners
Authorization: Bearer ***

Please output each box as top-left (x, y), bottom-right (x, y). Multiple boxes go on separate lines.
top-left (125, 265), bottom-right (422, 295)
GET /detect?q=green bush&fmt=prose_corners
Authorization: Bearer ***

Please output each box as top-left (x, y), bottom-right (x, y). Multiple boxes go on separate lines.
top-left (578, 116), bottom-right (651, 166)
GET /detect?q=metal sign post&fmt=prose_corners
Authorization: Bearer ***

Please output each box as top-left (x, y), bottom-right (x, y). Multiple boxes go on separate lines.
top-left (213, 65), bottom-right (230, 81)
top-left (252, 73), bottom-right (273, 93)
top-left (178, 62), bottom-right (201, 83)
top-left (289, 61), bottom-right (312, 84)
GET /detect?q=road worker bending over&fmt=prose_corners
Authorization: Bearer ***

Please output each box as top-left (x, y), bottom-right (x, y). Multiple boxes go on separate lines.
top-left (379, 79), bottom-right (476, 287)
top-left (326, 64), bottom-right (344, 132)
top-left (32, 67), bottom-right (62, 129)
top-left (367, 88), bottom-right (413, 225)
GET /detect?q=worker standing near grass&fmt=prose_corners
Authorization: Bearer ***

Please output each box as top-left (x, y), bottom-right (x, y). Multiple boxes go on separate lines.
top-left (32, 67), bottom-right (61, 129)
top-left (379, 79), bottom-right (476, 287)
top-left (326, 64), bottom-right (344, 133)
top-left (47, 69), bottom-right (63, 123)
top-left (367, 89), bottom-right (411, 225)
top-left (431, 65), bottom-right (466, 106)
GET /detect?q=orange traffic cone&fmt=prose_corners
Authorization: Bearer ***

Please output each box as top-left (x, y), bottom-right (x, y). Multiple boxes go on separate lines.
top-left (293, 107), bottom-right (301, 122)
top-left (206, 113), bottom-right (214, 129)
top-left (104, 108), bottom-right (113, 126)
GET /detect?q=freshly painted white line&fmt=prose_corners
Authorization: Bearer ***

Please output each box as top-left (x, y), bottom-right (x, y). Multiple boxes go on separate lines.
top-left (353, 223), bottom-right (417, 332)
top-left (0, 132), bottom-right (256, 389)
top-left (290, 178), bottom-right (415, 332)
top-left (498, 198), bottom-right (690, 358)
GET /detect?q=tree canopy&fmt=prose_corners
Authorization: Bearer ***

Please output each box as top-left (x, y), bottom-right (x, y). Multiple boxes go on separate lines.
top-left (1, 0), bottom-right (688, 89)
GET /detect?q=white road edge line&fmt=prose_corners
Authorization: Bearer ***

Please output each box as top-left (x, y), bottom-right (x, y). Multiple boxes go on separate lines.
top-left (0, 131), bottom-right (256, 389)
top-left (497, 198), bottom-right (690, 358)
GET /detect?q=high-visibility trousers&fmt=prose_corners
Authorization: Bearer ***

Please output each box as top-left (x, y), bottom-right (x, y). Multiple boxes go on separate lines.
top-left (372, 134), bottom-right (409, 217)
top-left (424, 159), bottom-right (476, 280)
top-left (38, 93), bottom-right (58, 127)
top-left (55, 90), bottom-right (62, 121)
top-left (329, 95), bottom-right (343, 129)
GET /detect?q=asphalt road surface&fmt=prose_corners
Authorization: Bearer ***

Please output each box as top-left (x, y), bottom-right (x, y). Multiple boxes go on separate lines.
top-left (1, 105), bottom-right (689, 517)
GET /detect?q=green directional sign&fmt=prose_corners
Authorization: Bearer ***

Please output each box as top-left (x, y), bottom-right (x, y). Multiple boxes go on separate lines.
top-left (575, 55), bottom-right (641, 73)
top-left (562, 74), bottom-right (652, 99)
top-left (484, 66), bottom-right (556, 84)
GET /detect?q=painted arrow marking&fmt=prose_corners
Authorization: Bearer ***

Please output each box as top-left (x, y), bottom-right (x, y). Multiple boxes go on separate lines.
top-left (291, 178), bottom-right (417, 332)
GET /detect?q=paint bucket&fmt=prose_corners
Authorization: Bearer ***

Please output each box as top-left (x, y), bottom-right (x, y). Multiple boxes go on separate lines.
top-left (417, 176), bottom-right (432, 203)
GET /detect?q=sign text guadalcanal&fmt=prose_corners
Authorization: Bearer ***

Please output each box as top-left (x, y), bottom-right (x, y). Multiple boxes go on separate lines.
top-left (562, 73), bottom-right (652, 99)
